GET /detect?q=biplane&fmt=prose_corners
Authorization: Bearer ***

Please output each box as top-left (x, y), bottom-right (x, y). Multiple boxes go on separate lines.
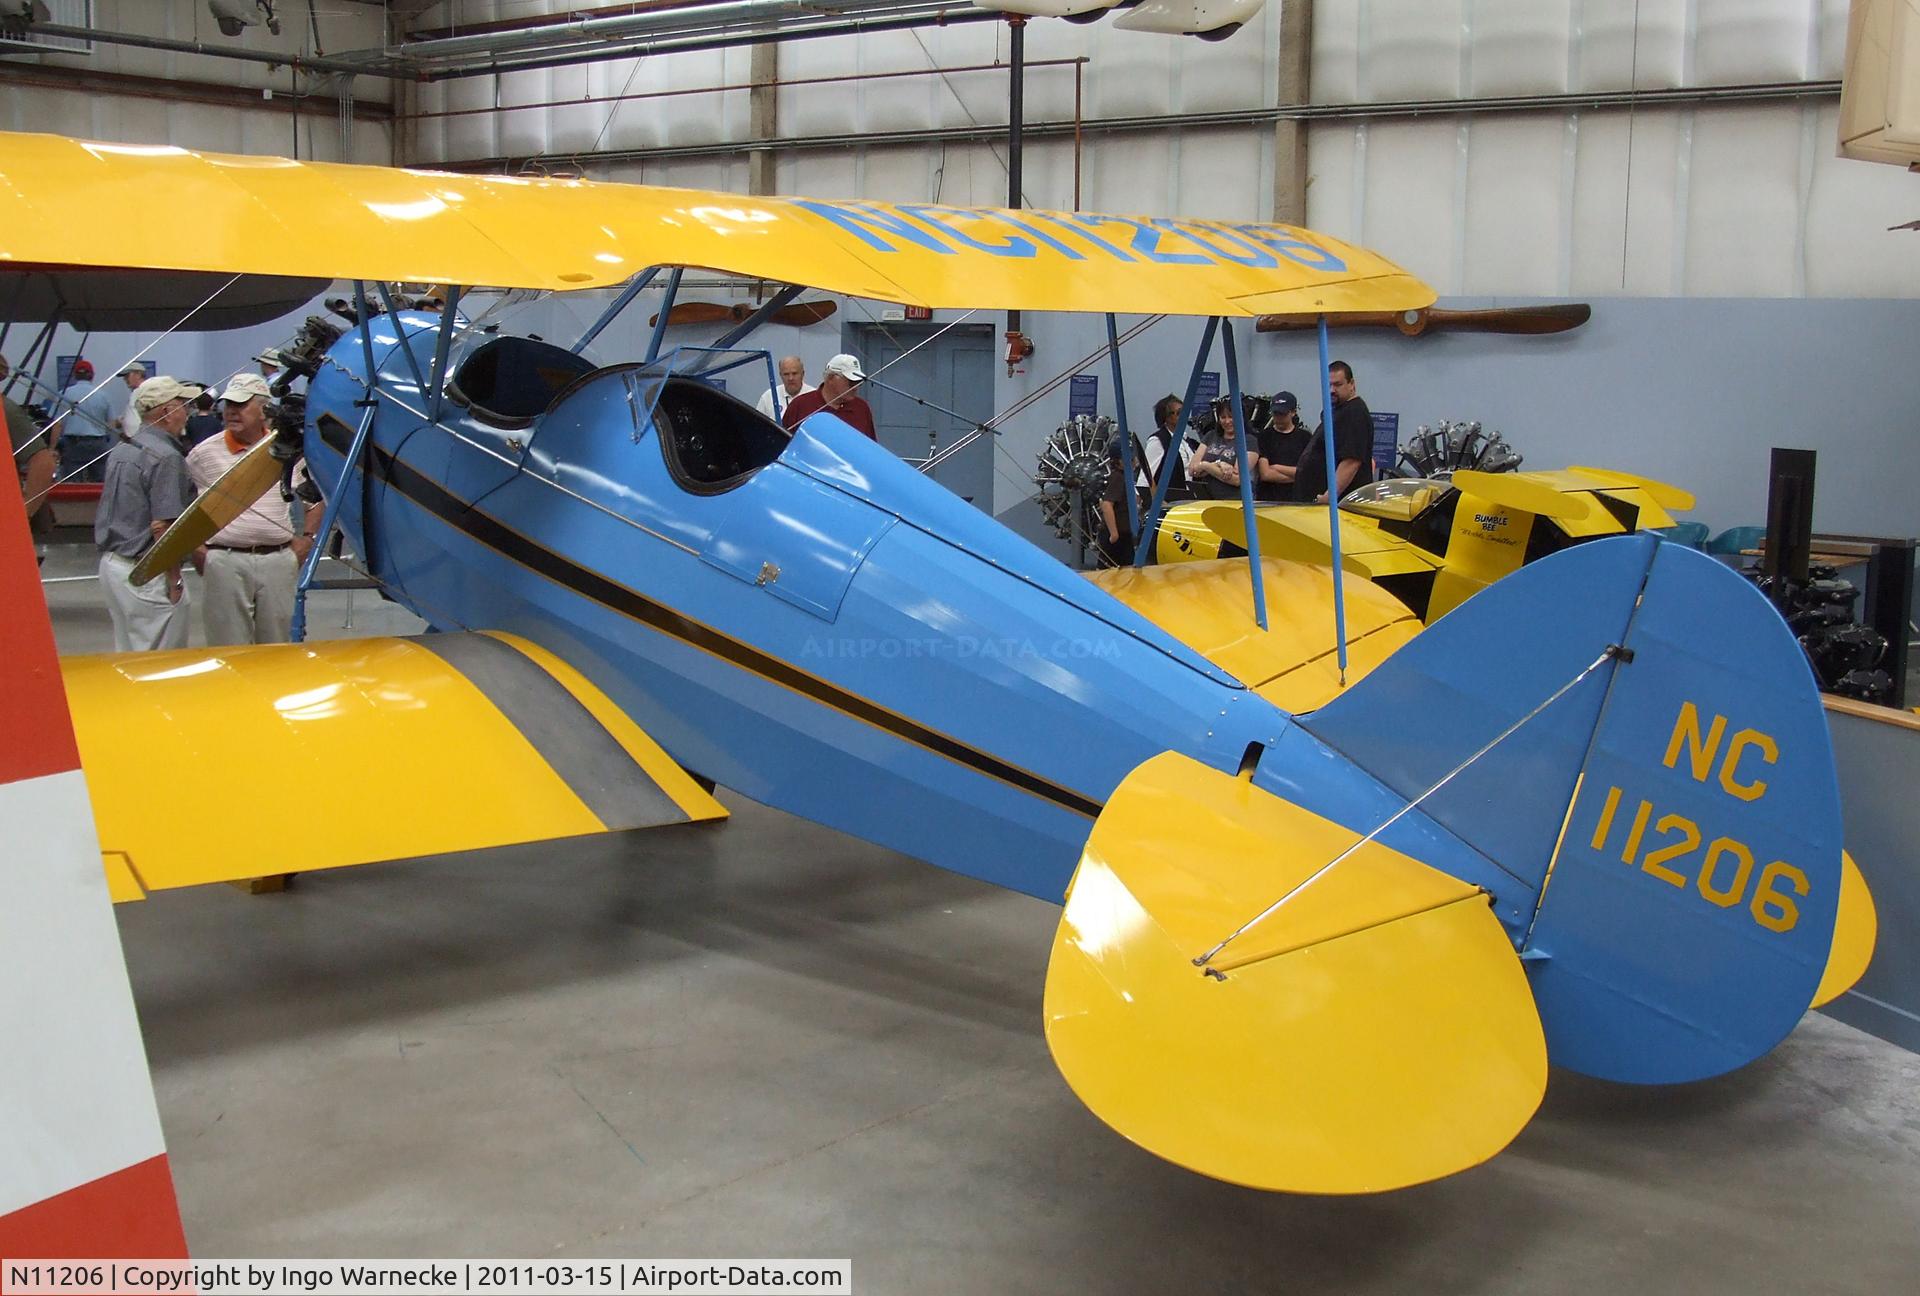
top-left (0, 132), bottom-right (1877, 1195)
top-left (1143, 464), bottom-right (1696, 622)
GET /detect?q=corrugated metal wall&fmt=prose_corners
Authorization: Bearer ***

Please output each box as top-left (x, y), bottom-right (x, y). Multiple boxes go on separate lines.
top-left (1306, 0), bottom-right (1917, 298)
top-left (400, 0), bottom-right (1916, 299)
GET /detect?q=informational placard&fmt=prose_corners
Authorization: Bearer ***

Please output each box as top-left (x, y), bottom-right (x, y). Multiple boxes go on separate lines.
top-left (55, 354), bottom-right (80, 389)
top-left (1371, 411), bottom-right (1399, 476)
top-left (1193, 370), bottom-right (1220, 411)
top-left (1068, 373), bottom-right (1098, 417)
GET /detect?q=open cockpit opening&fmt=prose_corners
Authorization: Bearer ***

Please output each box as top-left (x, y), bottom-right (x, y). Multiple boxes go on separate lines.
top-left (446, 336), bottom-right (597, 429)
top-left (653, 376), bottom-right (792, 493)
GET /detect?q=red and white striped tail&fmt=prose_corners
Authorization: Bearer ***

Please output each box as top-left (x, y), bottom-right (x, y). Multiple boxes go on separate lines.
top-left (0, 473), bottom-right (187, 1255)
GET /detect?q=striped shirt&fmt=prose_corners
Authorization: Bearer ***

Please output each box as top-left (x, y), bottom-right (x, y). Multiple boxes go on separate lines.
top-left (185, 434), bottom-right (300, 549)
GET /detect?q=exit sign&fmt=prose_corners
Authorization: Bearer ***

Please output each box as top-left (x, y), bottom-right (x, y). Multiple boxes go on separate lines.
top-left (904, 305), bottom-right (932, 320)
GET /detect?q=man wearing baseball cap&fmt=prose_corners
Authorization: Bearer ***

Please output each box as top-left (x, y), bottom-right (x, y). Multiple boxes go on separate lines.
top-left (53, 358), bottom-right (117, 483)
top-left (1254, 391), bottom-right (1309, 503)
top-left (780, 352), bottom-right (876, 440)
top-left (184, 372), bottom-right (317, 644)
top-left (95, 375), bottom-right (201, 650)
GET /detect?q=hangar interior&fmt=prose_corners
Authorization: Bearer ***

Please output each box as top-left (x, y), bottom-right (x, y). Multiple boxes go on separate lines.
top-left (3, 0), bottom-right (1919, 1282)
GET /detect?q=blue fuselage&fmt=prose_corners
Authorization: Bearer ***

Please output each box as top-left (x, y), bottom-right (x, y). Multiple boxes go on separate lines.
top-left (304, 316), bottom-right (1515, 919)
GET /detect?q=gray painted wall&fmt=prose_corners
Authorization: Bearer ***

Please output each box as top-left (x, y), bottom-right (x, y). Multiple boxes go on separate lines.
top-left (998, 297), bottom-right (1920, 542)
top-left (1821, 708), bottom-right (1920, 1057)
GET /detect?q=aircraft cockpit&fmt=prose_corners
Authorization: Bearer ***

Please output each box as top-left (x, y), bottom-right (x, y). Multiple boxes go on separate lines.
top-left (628, 347), bottom-right (792, 495)
top-left (446, 335), bottom-right (597, 429)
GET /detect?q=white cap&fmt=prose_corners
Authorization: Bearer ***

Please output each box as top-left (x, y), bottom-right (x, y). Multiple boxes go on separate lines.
top-left (219, 373), bottom-right (273, 404)
top-left (131, 375), bottom-right (203, 415)
top-left (254, 348), bottom-right (283, 367)
top-left (823, 353), bottom-right (866, 383)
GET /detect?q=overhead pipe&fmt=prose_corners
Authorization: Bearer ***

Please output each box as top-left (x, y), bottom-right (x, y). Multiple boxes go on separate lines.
top-left (360, 0), bottom-right (975, 70)
top-left (411, 9), bottom-right (1007, 82)
top-left (401, 57), bottom-right (1089, 124)
top-left (446, 78), bottom-right (1843, 171)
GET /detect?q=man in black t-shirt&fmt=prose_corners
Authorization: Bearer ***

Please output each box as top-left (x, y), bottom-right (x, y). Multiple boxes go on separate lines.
top-left (1294, 361), bottom-right (1375, 503)
top-left (1254, 391), bottom-right (1309, 503)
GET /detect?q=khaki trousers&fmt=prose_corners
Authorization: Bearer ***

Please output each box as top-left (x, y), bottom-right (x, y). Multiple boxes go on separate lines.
top-left (202, 546), bottom-right (297, 645)
top-left (98, 551), bottom-right (189, 652)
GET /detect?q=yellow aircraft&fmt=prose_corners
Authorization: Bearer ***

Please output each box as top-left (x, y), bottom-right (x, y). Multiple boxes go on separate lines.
top-left (1149, 464), bottom-right (1695, 621)
top-left (0, 132), bottom-right (1876, 1197)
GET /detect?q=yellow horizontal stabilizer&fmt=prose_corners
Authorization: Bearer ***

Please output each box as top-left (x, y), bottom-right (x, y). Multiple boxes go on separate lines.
top-left (1201, 505), bottom-right (1435, 578)
top-left (1087, 557), bottom-right (1421, 712)
top-left (1563, 465), bottom-right (1697, 512)
top-left (1812, 851), bottom-right (1878, 1008)
top-left (0, 131), bottom-right (1433, 318)
top-left (1451, 470), bottom-right (1592, 522)
top-left (131, 431), bottom-right (283, 586)
top-left (1045, 751), bottom-right (1545, 1193)
top-left (62, 632), bottom-right (725, 899)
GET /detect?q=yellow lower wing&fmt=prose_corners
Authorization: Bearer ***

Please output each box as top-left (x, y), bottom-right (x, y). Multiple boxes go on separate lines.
top-left (64, 631), bottom-right (725, 901)
top-left (1045, 751), bottom-right (1545, 1193)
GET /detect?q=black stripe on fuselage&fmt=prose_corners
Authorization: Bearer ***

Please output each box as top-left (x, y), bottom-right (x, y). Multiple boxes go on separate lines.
top-left (318, 414), bottom-right (1103, 820)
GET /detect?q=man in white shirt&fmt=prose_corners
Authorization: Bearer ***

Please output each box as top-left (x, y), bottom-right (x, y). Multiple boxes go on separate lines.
top-left (185, 373), bottom-right (317, 645)
top-left (115, 365), bottom-right (145, 441)
top-left (756, 355), bottom-right (813, 420)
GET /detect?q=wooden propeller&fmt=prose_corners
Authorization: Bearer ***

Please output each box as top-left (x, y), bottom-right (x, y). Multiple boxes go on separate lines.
top-left (1255, 303), bottom-right (1591, 337)
top-left (649, 300), bottom-right (839, 328)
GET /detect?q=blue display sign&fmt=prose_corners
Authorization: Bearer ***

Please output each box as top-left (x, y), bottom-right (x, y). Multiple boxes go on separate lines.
top-left (1068, 374), bottom-right (1098, 417)
top-left (1371, 411), bottom-right (1399, 475)
top-left (1193, 370), bottom-right (1220, 410)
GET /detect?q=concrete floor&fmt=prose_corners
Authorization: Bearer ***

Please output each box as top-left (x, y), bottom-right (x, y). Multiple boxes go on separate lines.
top-left (39, 542), bottom-right (1920, 1288)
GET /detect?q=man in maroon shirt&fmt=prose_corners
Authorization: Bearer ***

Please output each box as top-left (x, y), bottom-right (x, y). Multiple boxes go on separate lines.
top-left (780, 353), bottom-right (876, 439)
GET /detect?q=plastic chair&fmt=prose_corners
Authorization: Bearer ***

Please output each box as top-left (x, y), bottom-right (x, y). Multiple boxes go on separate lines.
top-left (1661, 521), bottom-right (1709, 549)
top-left (1707, 525), bottom-right (1766, 556)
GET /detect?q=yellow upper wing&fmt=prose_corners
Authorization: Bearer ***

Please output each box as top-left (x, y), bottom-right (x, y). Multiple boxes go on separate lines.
top-left (0, 131), bottom-right (1433, 317)
top-left (64, 631), bottom-right (724, 901)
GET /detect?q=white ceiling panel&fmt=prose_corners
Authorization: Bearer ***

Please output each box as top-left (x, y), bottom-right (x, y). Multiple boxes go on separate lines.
top-left (862, 145), bottom-right (937, 205)
top-left (1468, 0), bottom-right (1574, 97)
top-left (1683, 105), bottom-right (1802, 296)
top-left (1569, 111), bottom-right (1630, 293)
top-left (544, 63), bottom-right (600, 157)
top-left (1304, 122), bottom-right (1361, 243)
top-left (1176, 9), bottom-right (1279, 116)
top-left (1083, 25), bottom-right (1174, 119)
top-left (1815, 0), bottom-right (1852, 79)
top-left (496, 68), bottom-right (551, 160)
top-left (1619, 111), bottom-right (1683, 294)
top-left (1310, 0), bottom-right (1364, 104)
top-left (1693, 0), bottom-right (1814, 85)
top-left (1461, 115), bottom-right (1567, 293)
top-left (1577, 0), bottom-right (1687, 91)
top-left (595, 57), bottom-right (665, 154)
top-left (1360, 0), bottom-right (1464, 101)
top-left (776, 148), bottom-right (860, 201)
top-left (1089, 130), bottom-right (1173, 217)
top-left (409, 82), bottom-right (447, 165)
top-left (662, 50), bottom-right (732, 149)
top-left (442, 70), bottom-right (499, 160)
top-left (779, 33), bottom-right (861, 137)
top-left (1176, 127), bottom-right (1265, 222)
top-left (1361, 118), bottom-right (1462, 293)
